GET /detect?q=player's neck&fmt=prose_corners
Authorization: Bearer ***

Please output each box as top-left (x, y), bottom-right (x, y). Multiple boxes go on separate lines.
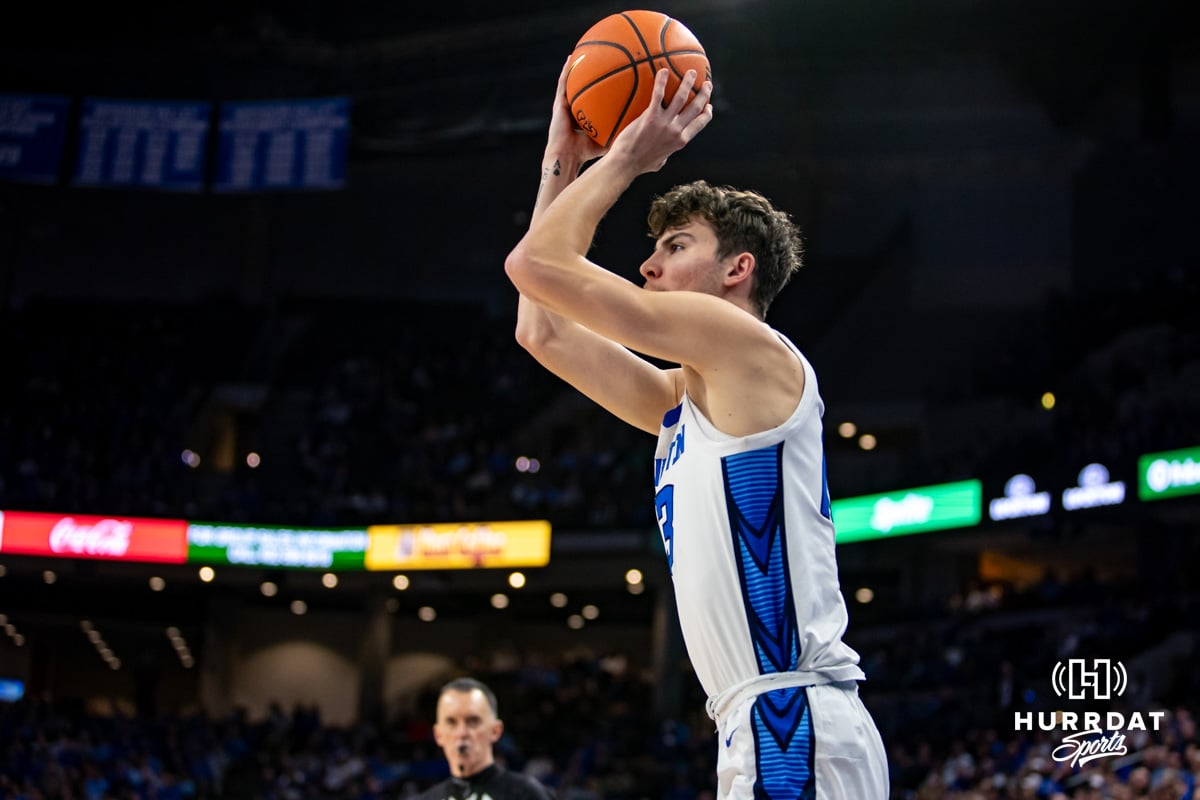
top-left (721, 291), bottom-right (761, 321)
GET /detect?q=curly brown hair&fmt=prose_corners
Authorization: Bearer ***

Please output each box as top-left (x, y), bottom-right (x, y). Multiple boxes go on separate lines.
top-left (646, 180), bottom-right (804, 318)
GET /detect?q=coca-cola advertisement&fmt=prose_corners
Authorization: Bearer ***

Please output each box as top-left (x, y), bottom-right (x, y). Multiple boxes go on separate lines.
top-left (0, 510), bottom-right (188, 563)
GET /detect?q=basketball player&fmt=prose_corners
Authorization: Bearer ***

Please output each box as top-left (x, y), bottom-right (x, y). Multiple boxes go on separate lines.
top-left (504, 60), bottom-right (889, 800)
top-left (416, 678), bottom-right (553, 800)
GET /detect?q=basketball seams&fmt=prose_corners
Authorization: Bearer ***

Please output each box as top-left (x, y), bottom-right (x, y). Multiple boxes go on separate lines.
top-left (660, 20), bottom-right (702, 104)
top-left (574, 42), bottom-right (707, 59)
top-left (574, 42), bottom-right (706, 60)
top-left (568, 46), bottom-right (706, 113)
top-left (610, 12), bottom-right (655, 145)
top-left (566, 47), bottom-right (705, 143)
top-left (567, 40), bottom-right (639, 148)
top-left (567, 11), bottom-right (708, 147)
top-left (620, 11), bottom-right (659, 72)
top-left (566, 41), bottom-right (637, 107)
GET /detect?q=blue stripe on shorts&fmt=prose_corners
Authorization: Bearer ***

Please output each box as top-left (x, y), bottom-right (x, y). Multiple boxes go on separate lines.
top-left (752, 686), bottom-right (815, 800)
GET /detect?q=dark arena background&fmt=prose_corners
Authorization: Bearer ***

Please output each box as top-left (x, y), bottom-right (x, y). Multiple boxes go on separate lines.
top-left (1, 1), bottom-right (1198, 798)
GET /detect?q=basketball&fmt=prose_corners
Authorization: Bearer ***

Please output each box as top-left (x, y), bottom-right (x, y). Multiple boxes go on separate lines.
top-left (566, 10), bottom-right (711, 148)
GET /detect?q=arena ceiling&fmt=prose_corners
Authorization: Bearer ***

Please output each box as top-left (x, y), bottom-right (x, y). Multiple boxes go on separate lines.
top-left (4, 0), bottom-right (1194, 155)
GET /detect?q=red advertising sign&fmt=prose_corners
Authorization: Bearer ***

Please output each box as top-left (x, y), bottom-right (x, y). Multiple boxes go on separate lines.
top-left (0, 510), bottom-right (188, 563)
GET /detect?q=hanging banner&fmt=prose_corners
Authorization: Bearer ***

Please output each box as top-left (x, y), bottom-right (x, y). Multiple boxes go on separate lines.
top-left (0, 94), bottom-right (70, 184)
top-left (214, 97), bottom-right (348, 191)
top-left (73, 98), bottom-right (210, 189)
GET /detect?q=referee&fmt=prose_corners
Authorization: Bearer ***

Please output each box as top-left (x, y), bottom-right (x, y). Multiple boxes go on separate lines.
top-left (415, 678), bottom-right (554, 800)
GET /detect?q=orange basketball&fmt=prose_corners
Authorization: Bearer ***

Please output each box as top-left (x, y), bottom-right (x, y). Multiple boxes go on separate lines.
top-left (566, 10), bottom-right (711, 148)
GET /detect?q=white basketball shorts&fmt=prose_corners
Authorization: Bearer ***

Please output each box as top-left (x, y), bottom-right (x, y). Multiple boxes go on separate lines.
top-left (714, 681), bottom-right (889, 800)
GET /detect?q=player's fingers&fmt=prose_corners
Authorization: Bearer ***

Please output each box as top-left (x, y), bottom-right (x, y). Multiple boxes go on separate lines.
top-left (650, 68), bottom-right (670, 111)
top-left (677, 80), bottom-right (710, 128)
top-left (668, 70), bottom-right (697, 115)
top-left (681, 103), bottom-right (714, 142)
top-left (556, 56), bottom-right (574, 102)
top-left (688, 80), bottom-right (713, 117)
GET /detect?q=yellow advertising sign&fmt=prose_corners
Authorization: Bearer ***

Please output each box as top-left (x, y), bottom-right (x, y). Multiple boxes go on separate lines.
top-left (365, 520), bottom-right (551, 570)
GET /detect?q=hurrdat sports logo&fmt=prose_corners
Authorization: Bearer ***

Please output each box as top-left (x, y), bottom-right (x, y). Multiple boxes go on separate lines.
top-left (1015, 659), bottom-right (1166, 768)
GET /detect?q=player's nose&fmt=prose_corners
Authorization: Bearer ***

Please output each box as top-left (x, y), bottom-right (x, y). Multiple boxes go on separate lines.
top-left (639, 256), bottom-right (660, 281)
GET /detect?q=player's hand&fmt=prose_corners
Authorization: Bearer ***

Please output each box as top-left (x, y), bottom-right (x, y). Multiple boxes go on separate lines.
top-left (546, 56), bottom-right (608, 164)
top-left (608, 68), bottom-right (713, 174)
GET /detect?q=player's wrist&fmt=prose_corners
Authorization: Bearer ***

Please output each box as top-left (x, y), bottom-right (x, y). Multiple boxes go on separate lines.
top-left (541, 150), bottom-right (586, 173)
top-left (594, 148), bottom-right (641, 182)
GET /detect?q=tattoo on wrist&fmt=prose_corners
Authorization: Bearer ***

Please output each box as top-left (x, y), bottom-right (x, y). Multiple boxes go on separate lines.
top-left (541, 159), bottom-right (563, 183)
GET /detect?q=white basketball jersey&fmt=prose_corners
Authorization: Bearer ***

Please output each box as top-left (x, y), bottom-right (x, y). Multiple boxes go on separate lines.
top-left (653, 333), bottom-right (864, 699)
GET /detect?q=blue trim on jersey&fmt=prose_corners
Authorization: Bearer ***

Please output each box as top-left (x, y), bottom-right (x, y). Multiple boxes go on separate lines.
top-left (752, 687), bottom-right (815, 800)
top-left (820, 454), bottom-right (832, 521)
top-left (655, 485), bottom-right (676, 574)
top-left (662, 404), bottom-right (682, 428)
top-left (721, 444), bottom-right (801, 675)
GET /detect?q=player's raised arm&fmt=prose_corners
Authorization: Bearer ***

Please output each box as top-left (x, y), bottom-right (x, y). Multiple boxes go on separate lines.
top-left (513, 58), bottom-right (681, 434)
top-left (506, 68), bottom-right (726, 369)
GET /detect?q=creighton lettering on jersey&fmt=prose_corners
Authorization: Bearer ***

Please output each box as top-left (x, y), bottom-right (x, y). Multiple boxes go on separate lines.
top-left (655, 421), bottom-right (686, 485)
top-left (652, 332), bottom-right (864, 699)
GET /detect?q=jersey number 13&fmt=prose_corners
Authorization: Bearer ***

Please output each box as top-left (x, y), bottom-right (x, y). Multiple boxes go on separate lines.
top-left (655, 485), bottom-right (675, 574)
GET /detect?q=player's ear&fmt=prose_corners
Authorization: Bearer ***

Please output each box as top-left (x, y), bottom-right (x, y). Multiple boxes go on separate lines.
top-left (725, 252), bottom-right (755, 287)
top-left (489, 719), bottom-right (504, 743)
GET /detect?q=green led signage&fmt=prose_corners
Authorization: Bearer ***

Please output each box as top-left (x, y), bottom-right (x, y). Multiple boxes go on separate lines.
top-left (187, 523), bottom-right (369, 569)
top-left (1138, 446), bottom-right (1200, 501)
top-left (832, 480), bottom-right (982, 543)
